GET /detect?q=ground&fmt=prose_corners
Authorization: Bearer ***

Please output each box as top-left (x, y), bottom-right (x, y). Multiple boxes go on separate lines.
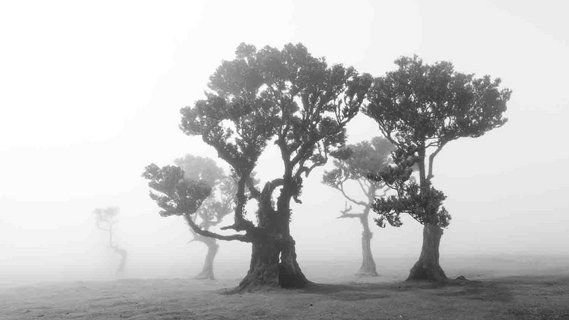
top-left (1, 273), bottom-right (569, 320)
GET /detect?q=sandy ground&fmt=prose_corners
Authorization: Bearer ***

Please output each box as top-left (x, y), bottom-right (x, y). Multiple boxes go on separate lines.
top-left (1, 273), bottom-right (569, 320)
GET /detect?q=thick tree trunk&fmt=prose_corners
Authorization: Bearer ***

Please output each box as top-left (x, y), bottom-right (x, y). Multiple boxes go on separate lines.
top-left (356, 211), bottom-right (378, 277)
top-left (234, 179), bottom-right (310, 291)
top-left (237, 210), bottom-right (309, 290)
top-left (278, 237), bottom-right (310, 288)
top-left (238, 237), bottom-right (281, 289)
top-left (407, 223), bottom-right (447, 282)
top-left (238, 236), bottom-right (309, 290)
top-left (194, 239), bottom-right (219, 280)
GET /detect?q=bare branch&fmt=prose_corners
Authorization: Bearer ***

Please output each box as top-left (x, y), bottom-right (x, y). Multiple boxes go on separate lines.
top-left (334, 183), bottom-right (367, 206)
top-left (337, 213), bottom-right (364, 219)
top-left (356, 179), bottom-right (369, 197)
top-left (338, 201), bottom-right (364, 219)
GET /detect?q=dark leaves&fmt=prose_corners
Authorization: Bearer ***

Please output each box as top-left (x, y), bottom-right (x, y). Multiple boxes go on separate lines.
top-left (181, 42), bottom-right (368, 211)
top-left (142, 164), bottom-right (211, 217)
top-left (372, 180), bottom-right (450, 228)
top-left (325, 136), bottom-right (394, 189)
top-left (365, 55), bottom-right (509, 229)
top-left (365, 55), bottom-right (511, 146)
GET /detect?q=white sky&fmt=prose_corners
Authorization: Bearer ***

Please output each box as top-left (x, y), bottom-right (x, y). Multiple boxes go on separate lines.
top-left (1, 0), bottom-right (568, 284)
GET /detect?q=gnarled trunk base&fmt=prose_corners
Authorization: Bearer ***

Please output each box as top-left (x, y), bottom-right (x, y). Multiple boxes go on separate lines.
top-left (237, 238), bottom-right (310, 291)
top-left (278, 239), bottom-right (310, 288)
top-left (407, 223), bottom-right (447, 282)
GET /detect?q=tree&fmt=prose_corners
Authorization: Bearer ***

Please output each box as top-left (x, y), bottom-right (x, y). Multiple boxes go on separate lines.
top-left (364, 56), bottom-right (511, 282)
top-left (94, 206), bottom-right (128, 276)
top-left (322, 137), bottom-right (393, 276)
top-left (144, 43), bottom-right (371, 290)
top-left (173, 154), bottom-right (236, 280)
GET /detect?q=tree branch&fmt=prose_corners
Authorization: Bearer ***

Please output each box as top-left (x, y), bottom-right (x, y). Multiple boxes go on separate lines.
top-left (337, 183), bottom-right (367, 206)
top-left (337, 213), bottom-right (364, 219)
top-left (246, 177), bottom-right (261, 199)
top-left (377, 121), bottom-right (402, 148)
top-left (183, 213), bottom-right (250, 242)
top-left (427, 144), bottom-right (444, 180)
top-left (356, 179), bottom-right (369, 197)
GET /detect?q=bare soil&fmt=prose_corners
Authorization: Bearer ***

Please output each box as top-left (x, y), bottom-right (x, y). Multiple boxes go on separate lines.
top-left (1, 274), bottom-right (568, 320)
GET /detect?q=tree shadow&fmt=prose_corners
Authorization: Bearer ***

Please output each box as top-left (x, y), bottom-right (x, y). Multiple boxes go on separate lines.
top-left (303, 278), bottom-right (514, 302)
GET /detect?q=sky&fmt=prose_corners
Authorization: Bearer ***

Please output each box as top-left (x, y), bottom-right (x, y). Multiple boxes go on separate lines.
top-left (1, 0), bottom-right (568, 285)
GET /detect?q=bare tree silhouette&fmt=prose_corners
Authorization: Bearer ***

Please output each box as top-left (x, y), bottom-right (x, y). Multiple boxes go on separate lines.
top-left (94, 207), bottom-right (127, 277)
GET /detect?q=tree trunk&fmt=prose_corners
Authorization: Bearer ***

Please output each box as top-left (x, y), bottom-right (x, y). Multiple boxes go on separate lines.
top-left (356, 210), bottom-right (378, 277)
top-left (357, 231), bottom-right (378, 277)
top-left (238, 236), bottom-right (281, 289)
top-left (407, 223), bottom-right (447, 282)
top-left (238, 235), bottom-right (309, 290)
top-left (111, 246), bottom-right (127, 277)
top-left (233, 178), bottom-right (310, 291)
top-left (194, 238), bottom-right (219, 280)
top-left (237, 195), bottom-right (309, 291)
top-left (277, 237), bottom-right (310, 288)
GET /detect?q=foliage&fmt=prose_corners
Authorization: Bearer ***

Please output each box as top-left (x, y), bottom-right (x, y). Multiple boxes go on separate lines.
top-left (94, 206), bottom-right (119, 231)
top-left (149, 42), bottom-right (372, 242)
top-left (324, 136), bottom-right (393, 190)
top-left (174, 154), bottom-right (236, 231)
top-left (323, 136), bottom-right (393, 216)
top-left (174, 155), bottom-right (224, 187)
top-left (142, 164), bottom-right (212, 217)
top-left (365, 55), bottom-right (511, 228)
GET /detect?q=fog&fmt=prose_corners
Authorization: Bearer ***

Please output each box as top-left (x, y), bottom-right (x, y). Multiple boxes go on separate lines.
top-left (1, 0), bottom-right (568, 288)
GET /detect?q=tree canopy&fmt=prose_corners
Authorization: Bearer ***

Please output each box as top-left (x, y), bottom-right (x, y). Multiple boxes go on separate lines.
top-left (173, 154), bottom-right (235, 232)
top-left (365, 55), bottom-right (511, 228)
top-left (176, 42), bottom-right (372, 240)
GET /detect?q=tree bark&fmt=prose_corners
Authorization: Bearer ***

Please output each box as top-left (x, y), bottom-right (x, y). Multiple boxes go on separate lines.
top-left (408, 147), bottom-right (448, 282)
top-left (277, 237), bottom-right (310, 288)
top-left (111, 245), bottom-right (127, 277)
top-left (407, 223), bottom-right (447, 282)
top-left (194, 238), bottom-right (219, 280)
top-left (356, 208), bottom-right (378, 277)
top-left (238, 236), bottom-right (281, 289)
top-left (237, 185), bottom-right (310, 291)
top-left (238, 235), bottom-right (309, 290)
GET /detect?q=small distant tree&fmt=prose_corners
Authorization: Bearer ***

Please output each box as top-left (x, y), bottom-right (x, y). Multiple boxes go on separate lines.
top-left (94, 206), bottom-right (128, 276)
top-left (144, 43), bottom-right (371, 290)
top-left (323, 137), bottom-right (393, 276)
top-left (173, 154), bottom-right (236, 280)
top-left (365, 56), bottom-right (511, 282)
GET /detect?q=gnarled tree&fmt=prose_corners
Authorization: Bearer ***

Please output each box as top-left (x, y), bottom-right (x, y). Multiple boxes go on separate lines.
top-left (145, 43), bottom-right (371, 290)
top-left (94, 206), bottom-right (128, 276)
top-left (174, 154), bottom-right (236, 280)
top-left (323, 136), bottom-right (393, 277)
top-left (364, 56), bottom-right (511, 282)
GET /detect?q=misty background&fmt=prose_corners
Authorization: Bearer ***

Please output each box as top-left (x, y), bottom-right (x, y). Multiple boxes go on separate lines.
top-left (1, 0), bottom-right (568, 287)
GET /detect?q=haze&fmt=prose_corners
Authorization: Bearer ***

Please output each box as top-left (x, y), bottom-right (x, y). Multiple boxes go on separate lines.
top-left (1, 0), bottom-right (568, 288)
